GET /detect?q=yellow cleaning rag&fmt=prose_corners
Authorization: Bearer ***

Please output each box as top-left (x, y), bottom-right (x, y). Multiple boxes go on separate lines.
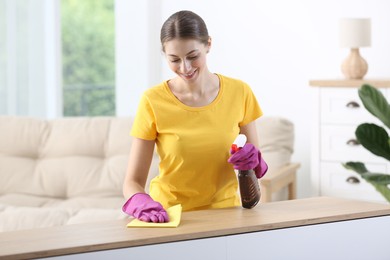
top-left (126, 204), bottom-right (182, 228)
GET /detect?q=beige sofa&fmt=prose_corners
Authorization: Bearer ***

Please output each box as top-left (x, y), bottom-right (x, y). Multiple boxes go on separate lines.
top-left (0, 116), bottom-right (297, 232)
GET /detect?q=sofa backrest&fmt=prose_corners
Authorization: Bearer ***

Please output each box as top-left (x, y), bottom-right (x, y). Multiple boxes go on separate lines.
top-left (257, 116), bottom-right (294, 171)
top-left (0, 116), bottom-right (133, 199)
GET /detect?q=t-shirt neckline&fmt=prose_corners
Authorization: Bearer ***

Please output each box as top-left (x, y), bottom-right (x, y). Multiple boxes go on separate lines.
top-left (163, 74), bottom-right (224, 111)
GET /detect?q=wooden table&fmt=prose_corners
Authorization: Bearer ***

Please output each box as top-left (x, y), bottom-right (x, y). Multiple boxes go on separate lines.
top-left (1, 197), bottom-right (390, 260)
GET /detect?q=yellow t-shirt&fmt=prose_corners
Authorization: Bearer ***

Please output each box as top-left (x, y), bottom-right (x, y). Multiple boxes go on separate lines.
top-left (131, 74), bottom-right (263, 211)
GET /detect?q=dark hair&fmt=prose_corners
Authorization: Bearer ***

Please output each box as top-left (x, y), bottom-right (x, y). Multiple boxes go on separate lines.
top-left (160, 10), bottom-right (209, 52)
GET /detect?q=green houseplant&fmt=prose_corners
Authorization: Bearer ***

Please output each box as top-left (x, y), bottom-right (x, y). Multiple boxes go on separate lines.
top-left (343, 84), bottom-right (390, 202)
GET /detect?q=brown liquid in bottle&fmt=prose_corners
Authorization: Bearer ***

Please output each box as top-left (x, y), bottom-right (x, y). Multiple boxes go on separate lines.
top-left (238, 169), bottom-right (261, 209)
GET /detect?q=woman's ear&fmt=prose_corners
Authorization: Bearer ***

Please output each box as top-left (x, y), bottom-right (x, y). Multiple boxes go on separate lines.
top-left (207, 37), bottom-right (212, 53)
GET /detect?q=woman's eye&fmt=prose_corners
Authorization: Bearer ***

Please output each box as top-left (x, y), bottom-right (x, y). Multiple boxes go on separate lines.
top-left (188, 56), bottom-right (198, 60)
top-left (171, 59), bottom-right (180, 63)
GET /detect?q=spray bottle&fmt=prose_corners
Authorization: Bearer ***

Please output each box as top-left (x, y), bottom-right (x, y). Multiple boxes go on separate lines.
top-left (231, 134), bottom-right (261, 209)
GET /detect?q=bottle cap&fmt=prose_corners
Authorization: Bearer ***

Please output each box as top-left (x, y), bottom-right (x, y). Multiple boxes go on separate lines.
top-left (231, 134), bottom-right (247, 152)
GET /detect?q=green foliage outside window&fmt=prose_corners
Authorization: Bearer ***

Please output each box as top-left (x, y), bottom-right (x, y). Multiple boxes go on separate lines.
top-left (61, 0), bottom-right (115, 116)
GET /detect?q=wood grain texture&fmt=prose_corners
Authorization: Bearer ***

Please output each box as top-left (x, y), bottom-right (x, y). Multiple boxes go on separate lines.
top-left (309, 79), bottom-right (390, 87)
top-left (1, 197), bottom-right (390, 259)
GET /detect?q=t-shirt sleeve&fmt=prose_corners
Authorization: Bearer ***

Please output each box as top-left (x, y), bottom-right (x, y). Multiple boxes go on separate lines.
top-left (130, 94), bottom-right (157, 140)
top-left (240, 83), bottom-right (263, 126)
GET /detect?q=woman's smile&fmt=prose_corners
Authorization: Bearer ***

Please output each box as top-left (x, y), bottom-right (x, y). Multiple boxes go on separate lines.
top-left (180, 69), bottom-right (198, 80)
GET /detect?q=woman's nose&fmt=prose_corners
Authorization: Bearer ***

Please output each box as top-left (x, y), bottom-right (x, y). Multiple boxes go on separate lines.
top-left (180, 59), bottom-right (191, 73)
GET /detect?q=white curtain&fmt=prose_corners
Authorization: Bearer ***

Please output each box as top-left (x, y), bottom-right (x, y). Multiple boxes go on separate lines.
top-left (0, 0), bottom-right (61, 118)
top-left (114, 0), bottom-right (162, 116)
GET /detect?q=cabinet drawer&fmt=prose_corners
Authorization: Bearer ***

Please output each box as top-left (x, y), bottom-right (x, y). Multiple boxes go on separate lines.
top-left (320, 88), bottom-right (385, 125)
top-left (320, 162), bottom-right (388, 203)
top-left (320, 125), bottom-right (387, 163)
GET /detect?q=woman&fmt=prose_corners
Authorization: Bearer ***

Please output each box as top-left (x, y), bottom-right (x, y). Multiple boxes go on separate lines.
top-left (122, 10), bottom-right (267, 223)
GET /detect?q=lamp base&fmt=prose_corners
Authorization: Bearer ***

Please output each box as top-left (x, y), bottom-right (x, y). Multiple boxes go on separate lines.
top-left (341, 48), bottom-right (368, 79)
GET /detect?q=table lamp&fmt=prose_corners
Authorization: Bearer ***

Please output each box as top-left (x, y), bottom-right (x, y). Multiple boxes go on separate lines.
top-left (339, 18), bottom-right (371, 79)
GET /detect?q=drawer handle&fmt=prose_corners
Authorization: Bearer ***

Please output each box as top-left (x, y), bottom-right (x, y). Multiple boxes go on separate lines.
top-left (346, 176), bottom-right (360, 184)
top-left (346, 101), bottom-right (360, 108)
top-left (346, 139), bottom-right (360, 146)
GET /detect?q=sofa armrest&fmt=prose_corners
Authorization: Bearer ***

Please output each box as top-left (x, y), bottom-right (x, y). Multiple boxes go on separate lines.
top-left (259, 162), bottom-right (301, 203)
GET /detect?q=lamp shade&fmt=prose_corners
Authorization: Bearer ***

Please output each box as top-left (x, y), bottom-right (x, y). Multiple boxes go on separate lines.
top-left (339, 18), bottom-right (371, 48)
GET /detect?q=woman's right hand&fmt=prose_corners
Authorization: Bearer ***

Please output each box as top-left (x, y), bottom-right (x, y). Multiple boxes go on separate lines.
top-left (228, 143), bottom-right (268, 179)
top-left (122, 193), bottom-right (169, 223)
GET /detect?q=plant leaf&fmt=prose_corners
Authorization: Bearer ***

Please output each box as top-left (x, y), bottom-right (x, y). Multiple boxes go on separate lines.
top-left (367, 183), bottom-right (390, 202)
top-left (356, 123), bottom-right (390, 161)
top-left (363, 173), bottom-right (390, 185)
top-left (358, 84), bottom-right (390, 129)
top-left (343, 162), bottom-right (368, 174)
top-left (343, 162), bottom-right (390, 203)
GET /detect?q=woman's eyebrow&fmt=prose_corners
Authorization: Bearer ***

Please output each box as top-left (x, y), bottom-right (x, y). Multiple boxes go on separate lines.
top-left (167, 49), bottom-right (198, 57)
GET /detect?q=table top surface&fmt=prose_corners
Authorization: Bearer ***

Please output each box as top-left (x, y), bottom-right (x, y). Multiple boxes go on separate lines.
top-left (1, 196), bottom-right (390, 259)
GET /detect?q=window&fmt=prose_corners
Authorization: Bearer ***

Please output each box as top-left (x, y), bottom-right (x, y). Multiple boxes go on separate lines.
top-left (61, 0), bottom-right (115, 116)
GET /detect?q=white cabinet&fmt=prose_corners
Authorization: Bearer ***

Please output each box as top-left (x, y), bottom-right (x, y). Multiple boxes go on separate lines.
top-left (310, 79), bottom-right (390, 203)
top-left (320, 162), bottom-right (387, 202)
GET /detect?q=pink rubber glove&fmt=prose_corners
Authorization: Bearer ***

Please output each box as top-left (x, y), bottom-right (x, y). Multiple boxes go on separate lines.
top-left (228, 143), bottom-right (268, 179)
top-left (122, 193), bottom-right (169, 223)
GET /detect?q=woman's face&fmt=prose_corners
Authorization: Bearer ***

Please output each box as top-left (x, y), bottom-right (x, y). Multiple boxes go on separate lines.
top-left (164, 38), bottom-right (210, 83)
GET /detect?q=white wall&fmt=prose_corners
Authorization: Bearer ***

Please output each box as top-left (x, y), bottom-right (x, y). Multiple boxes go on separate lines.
top-left (116, 0), bottom-right (390, 198)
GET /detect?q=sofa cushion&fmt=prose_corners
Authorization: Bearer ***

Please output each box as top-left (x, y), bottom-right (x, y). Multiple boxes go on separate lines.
top-left (0, 203), bottom-right (126, 232)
